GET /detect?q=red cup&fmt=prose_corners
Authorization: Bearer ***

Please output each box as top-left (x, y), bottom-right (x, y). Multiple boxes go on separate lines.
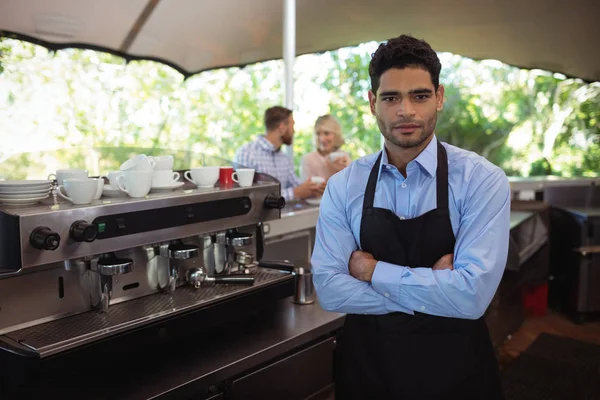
top-left (219, 166), bottom-right (234, 186)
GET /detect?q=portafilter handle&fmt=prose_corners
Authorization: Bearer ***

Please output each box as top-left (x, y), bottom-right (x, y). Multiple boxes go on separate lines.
top-left (204, 275), bottom-right (255, 285)
top-left (186, 267), bottom-right (255, 289)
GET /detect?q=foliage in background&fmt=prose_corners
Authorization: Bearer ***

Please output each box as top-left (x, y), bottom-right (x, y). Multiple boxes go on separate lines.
top-left (0, 38), bottom-right (598, 179)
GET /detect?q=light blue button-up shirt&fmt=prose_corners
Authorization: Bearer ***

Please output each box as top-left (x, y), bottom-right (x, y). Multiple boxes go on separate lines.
top-left (311, 136), bottom-right (511, 319)
top-left (234, 135), bottom-right (301, 201)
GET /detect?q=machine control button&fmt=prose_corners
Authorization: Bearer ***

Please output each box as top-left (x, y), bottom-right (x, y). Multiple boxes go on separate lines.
top-left (185, 207), bottom-right (194, 219)
top-left (30, 227), bottom-right (61, 251)
top-left (264, 193), bottom-right (285, 209)
top-left (69, 220), bottom-right (98, 243)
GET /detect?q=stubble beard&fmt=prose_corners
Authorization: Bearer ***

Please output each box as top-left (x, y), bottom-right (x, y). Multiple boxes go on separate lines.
top-left (377, 113), bottom-right (437, 149)
top-left (282, 134), bottom-right (293, 146)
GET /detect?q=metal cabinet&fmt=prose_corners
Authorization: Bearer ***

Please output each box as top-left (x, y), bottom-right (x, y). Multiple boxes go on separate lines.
top-left (550, 207), bottom-right (600, 322)
top-left (229, 337), bottom-right (336, 400)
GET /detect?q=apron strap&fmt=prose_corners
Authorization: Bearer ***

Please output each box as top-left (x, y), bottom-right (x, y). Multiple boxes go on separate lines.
top-left (362, 151), bottom-right (383, 211)
top-left (436, 141), bottom-right (449, 210)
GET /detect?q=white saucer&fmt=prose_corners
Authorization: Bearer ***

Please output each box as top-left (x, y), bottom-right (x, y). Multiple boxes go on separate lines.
top-left (0, 182), bottom-right (53, 194)
top-left (150, 182), bottom-right (185, 191)
top-left (0, 180), bottom-right (52, 187)
top-left (305, 198), bottom-right (321, 206)
top-left (0, 194), bottom-right (50, 206)
top-left (0, 190), bottom-right (52, 199)
top-left (102, 185), bottom-right (126, 197)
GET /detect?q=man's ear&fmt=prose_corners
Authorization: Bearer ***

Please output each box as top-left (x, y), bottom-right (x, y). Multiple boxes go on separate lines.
top-left (277, 121), bottom-right (286, 135)
top-left (368, 90), bottom-right (377, 115)
top-left (436, 85), bottom-right (445, 111)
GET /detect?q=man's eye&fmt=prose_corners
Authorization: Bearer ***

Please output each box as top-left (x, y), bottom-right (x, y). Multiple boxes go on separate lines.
top-left (382, 97), bottom-right (397, 102)
top-left (414, 95), bottom-right (430, 100)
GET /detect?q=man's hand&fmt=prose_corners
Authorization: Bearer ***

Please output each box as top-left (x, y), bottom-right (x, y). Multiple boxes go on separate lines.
top-left (294, 180), bottom-right (325, 200)
top-left (432, 253), bottom-right (454, 271)
top-left (349, 250), bottom-right (378, 282)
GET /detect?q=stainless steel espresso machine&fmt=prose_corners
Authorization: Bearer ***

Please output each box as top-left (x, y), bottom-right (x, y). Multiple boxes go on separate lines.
top-left (0, 171), bottom-right (298, 398)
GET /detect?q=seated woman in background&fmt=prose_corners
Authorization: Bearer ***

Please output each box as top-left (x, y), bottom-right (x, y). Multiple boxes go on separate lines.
top-left (300, 114), bottom-right (351, 182)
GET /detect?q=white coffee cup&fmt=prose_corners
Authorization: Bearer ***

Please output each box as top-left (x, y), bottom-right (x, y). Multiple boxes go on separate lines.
top-left (153, 155), bottom-right (174, 171)
top-left (57, 178), bottom-right (98, 205)
top-left (311, 176), bottom-right (326, 185)
top-left (232, 168), bottom-right (255, 187)
top-left (184, 167), bottom-right (219, 187)
top-left (120, 154), bottom-right (155, 172)
top-left (48, 169), bottom-right (89, 186)
top-left (116, 170), bottom-right (153, 198)
top-left (152, 170), bottom-right (180, 187)
top-left (93, 179), bottom-right (104, 200)
top-left (99, 170), bottom-right (122, 189)
top-left (329, 151), bottom-right (346, 162)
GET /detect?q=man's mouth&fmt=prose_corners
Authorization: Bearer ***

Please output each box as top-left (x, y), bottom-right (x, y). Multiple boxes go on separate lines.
top-left (393, 123), bottom-right (421, 133)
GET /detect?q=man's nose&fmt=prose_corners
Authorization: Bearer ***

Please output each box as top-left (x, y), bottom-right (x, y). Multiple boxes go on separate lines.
top-left (396, 100), bottom-right (417, 118)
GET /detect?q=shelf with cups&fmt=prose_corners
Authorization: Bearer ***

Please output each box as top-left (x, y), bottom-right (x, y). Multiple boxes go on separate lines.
top-left (0, 154), bottom-right (260, 209)
top-left (185, 166), bottom-right (256, 189)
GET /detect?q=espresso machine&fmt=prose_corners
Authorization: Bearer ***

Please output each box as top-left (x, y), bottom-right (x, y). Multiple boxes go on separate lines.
top-left (0, 172), bottom-right (294, 396)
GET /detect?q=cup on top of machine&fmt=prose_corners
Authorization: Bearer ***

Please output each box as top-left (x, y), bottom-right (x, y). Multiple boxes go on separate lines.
top-left (232, 168), bottom-right (255, 187)
top-left (48, 169), bottom-right (89, 186)
top-left (57, 178), bottom-right (99, 205)
top-left (116, 170), bottom-right (153, 198)
top-left (152, 155), bottom-right (174, 171)
top-left (99, 171), bottom-right (122, 190)
top-left (152, 170), bottom-right (180, 187)
top-left (93, 178), bottom-right (104, 199)
top-left (120, 154), bottom-right (155, 172)
top-left (184, 167), bottom-right (219, 188)
top-left (219, 166), bottom-right (235, 186)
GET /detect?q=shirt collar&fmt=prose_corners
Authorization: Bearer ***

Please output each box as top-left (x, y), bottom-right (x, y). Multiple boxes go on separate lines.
top-left (257, 135), bottom-right (278, 152)
top-left (379, 135), bottom-right (438, 178)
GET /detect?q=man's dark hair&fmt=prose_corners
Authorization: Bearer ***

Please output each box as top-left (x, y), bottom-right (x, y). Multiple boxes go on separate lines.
top-left (369, 34), bottom-right (442, 93)
top-left (264, 106), bottom-right (293, 131)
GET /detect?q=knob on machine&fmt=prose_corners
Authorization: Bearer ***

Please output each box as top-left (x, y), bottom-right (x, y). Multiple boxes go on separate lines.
top-left (69, 220), bottom-right (98, 243)
top-left (30, 227), bottom-right (61, 250)
top-left (264, 193), bottom-right (285, 209)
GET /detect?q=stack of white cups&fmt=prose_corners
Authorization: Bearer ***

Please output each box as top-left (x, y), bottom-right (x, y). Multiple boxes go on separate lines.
top-left (151, 156), bottom-right (180, 188)
top-left (117, 155), bottom-right (154, 198)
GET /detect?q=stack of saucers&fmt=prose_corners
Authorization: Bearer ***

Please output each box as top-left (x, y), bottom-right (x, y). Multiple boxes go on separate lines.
top-left (0, 180), bottom-right (53, 207)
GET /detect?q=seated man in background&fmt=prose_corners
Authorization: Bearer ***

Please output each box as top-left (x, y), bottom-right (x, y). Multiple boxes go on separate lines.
top-left (234, 106), bottom-right (324, 202)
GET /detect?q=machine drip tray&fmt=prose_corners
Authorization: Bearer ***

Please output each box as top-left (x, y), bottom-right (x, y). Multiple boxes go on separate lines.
top-left (3, 268), bottom-right (292, 358)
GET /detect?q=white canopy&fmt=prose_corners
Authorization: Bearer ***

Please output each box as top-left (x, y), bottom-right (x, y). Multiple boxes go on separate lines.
top-left (1, 0), bottom-right (599, 81)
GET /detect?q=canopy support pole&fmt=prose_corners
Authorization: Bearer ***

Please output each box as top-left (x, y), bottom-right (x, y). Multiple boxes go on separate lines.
top-left (283, 0), bottom-right (295, 158)
top-left (120, 0), bottom-right (161, 52)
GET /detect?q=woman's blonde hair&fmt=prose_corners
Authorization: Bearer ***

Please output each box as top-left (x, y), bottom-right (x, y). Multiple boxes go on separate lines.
top-left (314, 114), bottom-right (345, 151)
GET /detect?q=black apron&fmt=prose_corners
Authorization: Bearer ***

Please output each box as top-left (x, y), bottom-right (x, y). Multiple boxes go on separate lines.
top-left (335, 142), bottom-right (504, 400)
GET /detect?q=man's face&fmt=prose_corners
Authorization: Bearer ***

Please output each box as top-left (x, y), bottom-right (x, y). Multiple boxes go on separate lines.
top-left (368, 67), bottom-right (444, 150)
top-left (281, 115), bottom-right (295, 146)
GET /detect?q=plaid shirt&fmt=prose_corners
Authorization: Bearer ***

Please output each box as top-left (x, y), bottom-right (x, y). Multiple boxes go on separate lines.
top-left (233, 135), bottom-right (301, 201)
